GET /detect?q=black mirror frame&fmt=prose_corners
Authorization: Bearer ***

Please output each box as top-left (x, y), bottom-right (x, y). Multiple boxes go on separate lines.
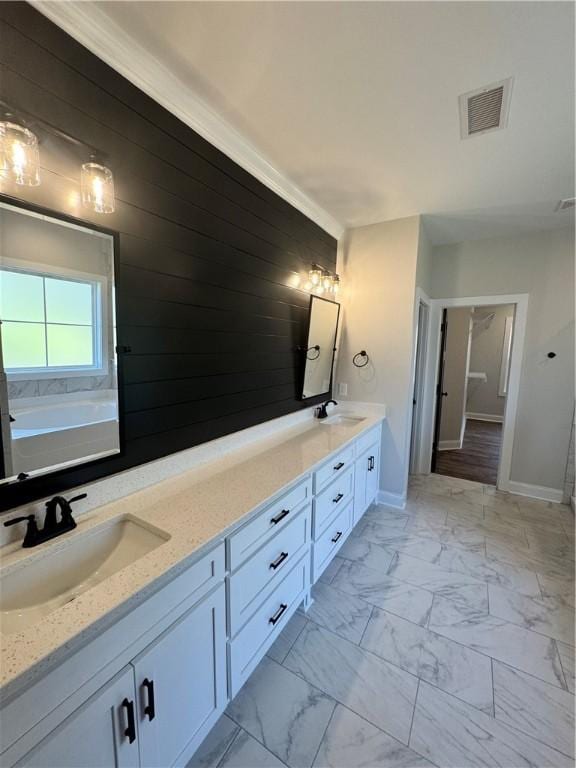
top-left (0, 193), bottom-right (124, 513)
top-left (300, 294), bottom-right (341, 401)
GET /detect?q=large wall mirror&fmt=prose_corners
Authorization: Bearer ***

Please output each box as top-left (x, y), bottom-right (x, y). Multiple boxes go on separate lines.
top-left (301, 295), bottom-right (340, 400)
top-left (0, 200), bottom-right (120, 485)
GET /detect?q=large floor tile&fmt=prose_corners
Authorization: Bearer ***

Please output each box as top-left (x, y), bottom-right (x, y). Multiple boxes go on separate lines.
top-left (557, 642), bottom-right (575, 693)
top-left (318, 556), bottom-right (345, 585)
top-left (267, 613), bottom-right (308, 664)
top-left (409, 681), bottom-right (573, 767)
top-left (313, 704), bottom-right (433, 768)
top-left (387, 552), bottom-right (489, 609)
top-left (307, 582), bottom-right (372, 643)
top-left (493, 661), bottom-right (575, 758)
top-left (337, 535), bottom-right (396, 573)
top-left (360, 608), bottom-right (494, 713)
top-left (284, 622), bottom-right (418, 743)
top-left (429, 595), bottom-right (566, 688)
top-left (226, 657), bottom-right (335, 768)
top-left (188, 715), bottom-right (239, 768)
top-left (332, 560), bottom-right (434, 626)
top-left (217, 730), bottom-right (286, 768)
top-left (486, 541), bottom-right (575, 582)
top-left (537, 573), bottom-right (576, 602)
top-left (488, 585), bottom-right (576, 645)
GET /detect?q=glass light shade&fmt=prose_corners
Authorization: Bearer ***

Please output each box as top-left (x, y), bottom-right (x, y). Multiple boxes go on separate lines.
top-left (0, 122), bottom-right (40, 186)
top-left (81, 162), bottom-right (115, 214)
top-left (332, 275), bottom-right (341, 295)
top-left (309, 266), bottom-right (323, 286)
top-left (322, 271), bottom-right (332, 290)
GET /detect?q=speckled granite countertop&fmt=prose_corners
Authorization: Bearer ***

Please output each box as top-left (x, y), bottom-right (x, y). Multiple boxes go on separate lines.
top-left (0, 407), bottom-right (385, 699)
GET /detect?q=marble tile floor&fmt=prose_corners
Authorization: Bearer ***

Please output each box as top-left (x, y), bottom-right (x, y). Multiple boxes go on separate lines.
top-left (190, 474), bottom-right (575, 768)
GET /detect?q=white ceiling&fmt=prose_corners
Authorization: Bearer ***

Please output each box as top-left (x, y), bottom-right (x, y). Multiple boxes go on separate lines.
top-left (54, 1), bottom-right (575, 243)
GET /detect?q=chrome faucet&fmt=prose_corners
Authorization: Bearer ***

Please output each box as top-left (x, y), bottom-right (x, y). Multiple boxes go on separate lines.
top-left (4, 494), bottom-right (87, 548)
top-left (315, 399), bottom-right (338, 419)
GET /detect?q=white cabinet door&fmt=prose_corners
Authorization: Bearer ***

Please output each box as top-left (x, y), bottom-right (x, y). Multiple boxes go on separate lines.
top-left (19, 667), bottom-right (139, 768)
top-left (365, 441), bottom-right (380, 506)
top-left (353, 455), bottom-right (368, 525)
top-left (132, 584), bottom-right (227, 768)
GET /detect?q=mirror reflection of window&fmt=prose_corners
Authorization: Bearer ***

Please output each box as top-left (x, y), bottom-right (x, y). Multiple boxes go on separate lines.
top-left (0, 202), bottom-right (120, 483)
top-left (302, 296), bottom-right (340, 399)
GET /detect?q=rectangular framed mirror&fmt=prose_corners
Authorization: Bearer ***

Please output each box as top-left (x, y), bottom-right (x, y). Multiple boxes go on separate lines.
top-left (301, 295), bottom-right (340, 400)
top-left (0, 199), bottom-right (121, 485)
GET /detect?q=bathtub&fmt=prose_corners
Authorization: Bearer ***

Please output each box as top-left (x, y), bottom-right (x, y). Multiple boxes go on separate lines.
top-left (9, 390), bottom-right (120, 476)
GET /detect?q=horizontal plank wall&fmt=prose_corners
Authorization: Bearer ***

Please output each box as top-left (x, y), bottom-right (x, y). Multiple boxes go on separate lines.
top-left (0, 2), bottom-right (337, 510)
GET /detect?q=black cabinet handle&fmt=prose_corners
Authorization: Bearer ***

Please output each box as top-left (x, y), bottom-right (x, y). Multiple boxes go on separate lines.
top-left (143, 678), bottom-right (155, 721)
top-left (331, 531), bottom-right (343, 544)
top-left (122, 698), bottom-right (136, 743)
top-left (334, 462), bottom-right (345, 471)
top-left (269, 551), bottom-right (289, 570)
top-left (368, 456), bottom-right (375, 471)
top-left (270, 508), bottom-right (290, 525)
top-left (269, 603), bottom-right (288, 625)
top-left (332, 493), bottom-right (344, 504)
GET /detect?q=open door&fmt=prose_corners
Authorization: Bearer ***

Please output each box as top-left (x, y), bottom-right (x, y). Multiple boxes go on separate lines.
top-left (431, 308), bottom-right (448, 472)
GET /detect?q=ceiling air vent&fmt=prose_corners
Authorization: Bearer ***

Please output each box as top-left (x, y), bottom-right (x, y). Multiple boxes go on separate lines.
top-left (555, 198), bottom-right (576, 212)
top-left (459, 78), bottom-right (513, 139)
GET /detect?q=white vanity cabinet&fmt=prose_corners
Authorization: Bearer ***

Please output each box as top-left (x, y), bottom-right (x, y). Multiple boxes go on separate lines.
top-left (353, 428), bottom-right (382, 524)
top-left (17, 667), bottom-right (140, 768)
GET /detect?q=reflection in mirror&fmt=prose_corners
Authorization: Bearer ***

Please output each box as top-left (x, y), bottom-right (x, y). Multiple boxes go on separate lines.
top-left (301, 296), bottom-right (340, 399)
top-left (0, 201), bottom-right (120, 484)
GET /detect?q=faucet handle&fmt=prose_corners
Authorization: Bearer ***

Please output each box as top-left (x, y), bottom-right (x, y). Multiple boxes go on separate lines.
top-left (4, 514), bottom-right (39, 547)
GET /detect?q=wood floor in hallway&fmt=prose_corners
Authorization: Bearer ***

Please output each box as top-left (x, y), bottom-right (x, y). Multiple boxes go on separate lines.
top-left (435, 418), bottom-right (502, 485)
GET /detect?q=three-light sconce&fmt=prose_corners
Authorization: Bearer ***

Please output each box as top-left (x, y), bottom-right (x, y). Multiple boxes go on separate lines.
top-left (303, 264), bottom-right (340, 296)
top-left (0, 120), bottom-right (115, 214)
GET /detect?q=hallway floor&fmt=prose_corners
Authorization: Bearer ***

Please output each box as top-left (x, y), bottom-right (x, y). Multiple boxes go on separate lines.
top-left (190, 474), bottom-right (575, 768)
top-left (436, 419), bottom-right (502, 485)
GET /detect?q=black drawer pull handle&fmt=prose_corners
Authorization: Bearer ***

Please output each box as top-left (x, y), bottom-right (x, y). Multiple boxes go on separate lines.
top-left (332, 493), bottom-right (344, 504)
top-left (368, 456), bottom-right (375, 471)
top-left (269, 551), bottom-right (289, 570)
top-left (334, 462), bottom-right (345, 471)
top-left (270, 508), bottom-right (290, 525)
top-left (269, 603), bottom-right (288, 626)
top-left (122, 698), bottom-right (136, 744)
top-left (143, 678), bottom-right (155, 721)
top-left (331, 531), bottom-right (343, 543)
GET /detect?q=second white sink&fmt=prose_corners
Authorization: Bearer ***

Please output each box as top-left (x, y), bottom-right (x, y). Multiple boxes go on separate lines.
top-left (1, 517), bottom-right (170, 635)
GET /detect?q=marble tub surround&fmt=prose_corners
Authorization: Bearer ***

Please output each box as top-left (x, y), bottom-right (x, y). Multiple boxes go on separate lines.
top-left (190, 471), bottom-right (574, 768)
top-left (0, 406), bottom-right (385, 697)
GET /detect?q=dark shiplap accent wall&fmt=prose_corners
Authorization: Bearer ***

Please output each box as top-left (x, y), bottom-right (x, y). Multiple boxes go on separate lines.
top-left (0, 3), bottom-right (337, 510)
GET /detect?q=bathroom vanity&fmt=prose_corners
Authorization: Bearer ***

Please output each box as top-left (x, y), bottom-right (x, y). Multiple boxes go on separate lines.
top-left (0, 410), bottom-right (383, 767)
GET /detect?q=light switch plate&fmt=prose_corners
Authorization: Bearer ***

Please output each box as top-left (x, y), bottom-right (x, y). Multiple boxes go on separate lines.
top-left (338, 382), bottom-right (348, 396)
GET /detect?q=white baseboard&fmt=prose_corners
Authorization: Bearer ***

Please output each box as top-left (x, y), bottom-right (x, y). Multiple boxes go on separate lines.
top-left (507, 481), bottom-right (564, 504)
top-left (466, 412), bottom-right (504, 423)
top-left (438, 439), bottom-right (462, 451)
top-left (377, 490), bottom-right (406, 510)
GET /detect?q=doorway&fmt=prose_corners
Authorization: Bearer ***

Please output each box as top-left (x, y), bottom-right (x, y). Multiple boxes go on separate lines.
top-left (415, 294), bottom-right (528, 491)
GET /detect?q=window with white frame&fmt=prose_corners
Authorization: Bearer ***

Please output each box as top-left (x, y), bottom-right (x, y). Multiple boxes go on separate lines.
top-left (0, 267), bottom-right (106, 376)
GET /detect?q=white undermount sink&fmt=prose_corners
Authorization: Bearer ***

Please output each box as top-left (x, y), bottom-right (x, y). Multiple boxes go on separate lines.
top-left (320, 414), bottom-right (367, 426)
top-left (1, 517), bottom-right (170, 635)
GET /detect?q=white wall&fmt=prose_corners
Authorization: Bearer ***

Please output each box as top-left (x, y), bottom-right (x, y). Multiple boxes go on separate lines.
top-left (439, 307), bottom-right (471, 446)
top-left (467, 304), bottom-right (514, 418)
top-left (431, 227), bottom-right (575, 492)
top-left (336, 216), bottom-right (420, 503)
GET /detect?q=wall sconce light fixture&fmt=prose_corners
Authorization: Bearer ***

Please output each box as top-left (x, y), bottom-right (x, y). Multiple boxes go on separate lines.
top-left (308, 265), bottom-right (323, 287)
top-left (302, 266), bottom-right (341, 297)
top-left (0, 121), bottom-right (40, 186)
top-left (81, 161), bottom-right (115, 214)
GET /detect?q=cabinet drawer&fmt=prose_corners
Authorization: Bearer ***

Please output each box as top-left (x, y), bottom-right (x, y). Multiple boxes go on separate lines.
top-left (355, 424), bottom-right (382, 457)
top-left (229, 552), bottom-right (309, 696)
top-left (313, 500), bottom-right (353, 582)
top-left (313, 466), bottom-right (354, 537)
top-left (229, 506), bottom-right (310, 636)
top-left (228, 477), bottom-right (312, 571)
top-left (313, 444), bottom-right (355, 492)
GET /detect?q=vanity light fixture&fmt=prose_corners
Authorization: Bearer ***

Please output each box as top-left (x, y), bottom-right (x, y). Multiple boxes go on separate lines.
top-left (308, 265), bottom-right (323, 287)
top-left (0, 120), bottom-right (40, 186)
top-left (322, 270), bottom-right (333, 291)
top-left (331, 274), bottom-right (340, 295)
top-left (81, 160), bottom-right (115, 214)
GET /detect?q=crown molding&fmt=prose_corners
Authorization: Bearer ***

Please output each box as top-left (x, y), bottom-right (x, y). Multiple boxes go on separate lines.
top-left (31, 1), bottom-right (344, 239)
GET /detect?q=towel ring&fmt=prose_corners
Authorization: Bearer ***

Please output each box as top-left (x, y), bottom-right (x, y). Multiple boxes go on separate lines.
top-left (353, 350), bottom-right (369, 368)
top-left (307, 345), bottom-right (321, 361)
